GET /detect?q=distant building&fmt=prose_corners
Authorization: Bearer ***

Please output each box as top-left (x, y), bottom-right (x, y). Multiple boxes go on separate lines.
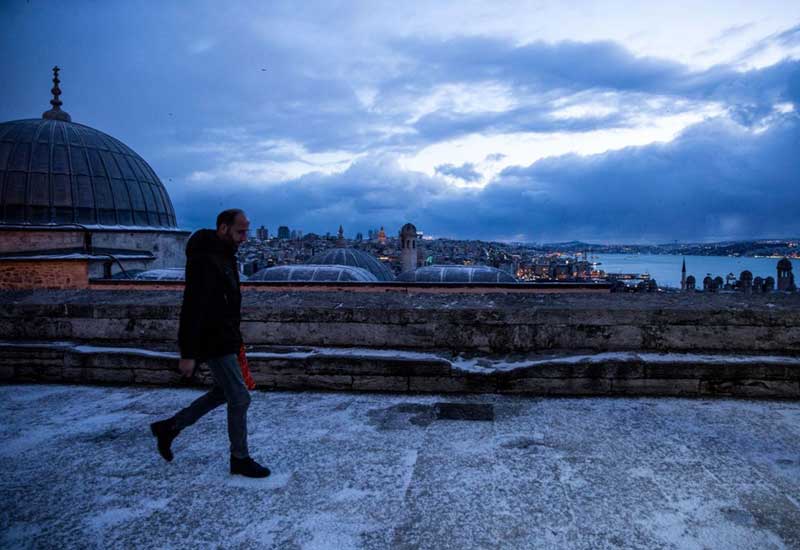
top-left (242, 260), bottom-right (260, 277)
top-left (256, 225), bottom-right (268, 241)
top-left (277, 226), bottom-right (290, 240)
top-left (777, 258), bottom-right (795, 291)
top-left (739, 270), bottom-right (753, 293)
top-left (377, 226), bottom-right (387, 245)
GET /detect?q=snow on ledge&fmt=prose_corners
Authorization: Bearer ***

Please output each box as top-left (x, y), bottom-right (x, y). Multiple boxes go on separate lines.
top-left (1, 341), bottom-right (799, 375)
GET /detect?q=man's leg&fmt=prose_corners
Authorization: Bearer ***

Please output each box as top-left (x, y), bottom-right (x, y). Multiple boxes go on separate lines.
top-left (206, 354), bottom-right (251, 459)
top-left (172, 384), bottom-right (227, 432)
top-left (151, 382), bottom-right (226, 461)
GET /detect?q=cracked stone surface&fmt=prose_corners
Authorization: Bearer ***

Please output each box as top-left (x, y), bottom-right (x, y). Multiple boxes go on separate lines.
top-left (1, 384), bottom-right (800, 549)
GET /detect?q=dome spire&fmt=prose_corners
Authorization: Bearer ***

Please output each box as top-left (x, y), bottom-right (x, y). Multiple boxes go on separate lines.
top-left (42, 66), bottom-right (72, 122)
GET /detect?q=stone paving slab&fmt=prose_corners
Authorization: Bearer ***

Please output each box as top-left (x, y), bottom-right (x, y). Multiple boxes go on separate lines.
top-left (1, 385), bottom-right (800, 549)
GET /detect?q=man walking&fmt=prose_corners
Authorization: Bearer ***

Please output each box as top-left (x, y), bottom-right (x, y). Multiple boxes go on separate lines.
top-left (150, 208), bottom-right (270, 478)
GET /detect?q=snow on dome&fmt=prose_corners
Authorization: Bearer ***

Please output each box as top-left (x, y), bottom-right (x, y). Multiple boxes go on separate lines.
top-left (133, 268), bottom-right (185, 281)
top-left (396, 265), bottom-right (517, 283)
top-left (249, 264), bottom-right (379, 282)
top-left (307, 248), bottom-right (395, 281)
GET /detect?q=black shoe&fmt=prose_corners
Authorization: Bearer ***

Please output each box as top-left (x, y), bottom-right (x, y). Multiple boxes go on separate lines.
top-left (230, 455), bottom-right (271, 478)
top-left (150, 419), bottom-right (179, 462)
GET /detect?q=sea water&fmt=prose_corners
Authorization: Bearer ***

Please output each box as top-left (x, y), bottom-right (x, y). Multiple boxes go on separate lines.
top-left (592, 254), bottom-right (798, 289)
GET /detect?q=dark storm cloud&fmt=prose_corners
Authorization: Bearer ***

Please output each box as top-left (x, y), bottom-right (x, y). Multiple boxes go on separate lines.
top-left (412, 104), bottom-right (631, 143)
top-left (382, 34), bottom-right (800, 136)
top-left (3, 4), bottom-right (797, 158)
top-left (3, 3), bottom-right (799, 242)
top-left (435, 162), bottom-right (482, 182)
top-left (173, 113), bottom-right (800, 242)
top-left (385, 37), bottom-right (683, 94)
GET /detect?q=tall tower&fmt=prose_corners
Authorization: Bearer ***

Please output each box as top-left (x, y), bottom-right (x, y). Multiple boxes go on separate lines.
top-left (399, 223), bottom-right (418, 273)
top-left (377, 226), bottom-right (386, 246)
top-left (681, 257), bottom-right (686, 291)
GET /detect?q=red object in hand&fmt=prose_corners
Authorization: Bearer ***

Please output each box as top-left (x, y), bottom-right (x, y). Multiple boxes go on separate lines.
top-left (238, 344), bottom-right (256, 390)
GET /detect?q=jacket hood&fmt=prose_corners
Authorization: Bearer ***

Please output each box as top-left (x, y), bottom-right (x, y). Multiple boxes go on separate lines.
top-left (186, 229), bottom-right (237, 258)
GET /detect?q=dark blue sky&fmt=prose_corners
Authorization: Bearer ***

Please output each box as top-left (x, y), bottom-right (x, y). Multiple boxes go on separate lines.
top-left (2, 1), bottom-right (799, 243)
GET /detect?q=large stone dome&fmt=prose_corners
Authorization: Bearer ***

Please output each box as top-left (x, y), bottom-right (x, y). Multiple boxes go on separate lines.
top-left (396, 265), bottom-right (517, 283)
top-left (250, 264), bottom-right (379, 282)
top-left (0, 117), bottom-right (177, 228)
top-left (308, 248), bottom-right (395, 281)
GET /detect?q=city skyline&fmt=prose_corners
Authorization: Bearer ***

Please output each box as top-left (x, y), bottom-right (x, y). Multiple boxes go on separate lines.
top-left (2, 1), bottom-right (799, 243)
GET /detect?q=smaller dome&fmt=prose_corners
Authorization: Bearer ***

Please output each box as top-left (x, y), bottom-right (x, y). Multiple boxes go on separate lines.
top-left (686, 275), bottom-right (696, 283)
top-left (740, 270), bottom-right (753, 281)
top-left (308, 248), bottom-right (394, 281)
top-left (778, 258), bottom-right (793, 270)
top-left (249, 264), bottom-right (378, 282)
top-left (130, 267), bottom-right (248, 281)
top-left (134, 267), bottom-right (185, 281)
top-left (397, 264), bottom-right (517, 283)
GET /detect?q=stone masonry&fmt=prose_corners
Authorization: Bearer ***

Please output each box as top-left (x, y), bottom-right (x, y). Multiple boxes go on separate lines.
top-left (1, 289), bottom-right (799, 397)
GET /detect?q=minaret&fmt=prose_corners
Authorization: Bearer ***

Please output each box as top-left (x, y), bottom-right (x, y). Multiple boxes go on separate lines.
top-left (399, 223), bottom-right (418, 273)
top-left (336, 225), bottom-right (346, 247)
top-left (681, 257), bottom-right (687, 291)
top-left (42, 66), bottom-right (72, 122)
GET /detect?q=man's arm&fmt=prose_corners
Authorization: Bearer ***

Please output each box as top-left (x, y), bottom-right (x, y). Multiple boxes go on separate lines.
top-left (177, 254), bottom-right (216, 366)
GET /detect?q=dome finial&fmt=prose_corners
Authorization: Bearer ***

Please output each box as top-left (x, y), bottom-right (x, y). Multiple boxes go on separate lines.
top-left (42, 65), bottom-right (72, 122)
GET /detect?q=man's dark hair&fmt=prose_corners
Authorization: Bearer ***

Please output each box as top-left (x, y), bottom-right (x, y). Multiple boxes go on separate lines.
top-left (216, 209), bottom-right (245, 229)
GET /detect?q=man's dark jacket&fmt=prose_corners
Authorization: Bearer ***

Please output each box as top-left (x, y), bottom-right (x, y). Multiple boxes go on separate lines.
top-left (178, 229), bottom-right (242, 361)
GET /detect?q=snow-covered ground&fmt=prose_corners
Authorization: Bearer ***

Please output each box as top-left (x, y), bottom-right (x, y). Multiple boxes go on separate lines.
top-left (1, 385), bottom-right (799, 549)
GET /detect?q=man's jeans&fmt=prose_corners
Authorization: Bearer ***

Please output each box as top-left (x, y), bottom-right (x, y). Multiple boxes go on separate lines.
top-left (172, 354), bottom-right (251, 458)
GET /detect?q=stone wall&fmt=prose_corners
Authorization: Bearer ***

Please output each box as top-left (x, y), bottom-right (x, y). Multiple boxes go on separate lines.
top-left (0, 260), bottom-right (89, 290)
top-left (0, 228), bottom-right (190, 278)
top-left (1, 289), bottom-right (799, 397)
top-left (0, 229), bottom-right (84, 253)
top-left (90, 230), bottom-right (189, 271)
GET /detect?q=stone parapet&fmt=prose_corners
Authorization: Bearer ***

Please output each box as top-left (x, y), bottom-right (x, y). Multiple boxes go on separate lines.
top-left (2, 289), bottom-right (800, 353)
top-left (1, 289), bottom-right (799, 397)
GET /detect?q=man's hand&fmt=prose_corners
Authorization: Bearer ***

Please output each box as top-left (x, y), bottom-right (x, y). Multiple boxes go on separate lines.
top-left (178, 358), bottom-right (196, 378)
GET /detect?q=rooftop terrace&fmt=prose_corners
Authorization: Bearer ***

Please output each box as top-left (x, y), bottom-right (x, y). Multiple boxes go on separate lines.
top-left (1, 384), bottom-right (799, 549)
